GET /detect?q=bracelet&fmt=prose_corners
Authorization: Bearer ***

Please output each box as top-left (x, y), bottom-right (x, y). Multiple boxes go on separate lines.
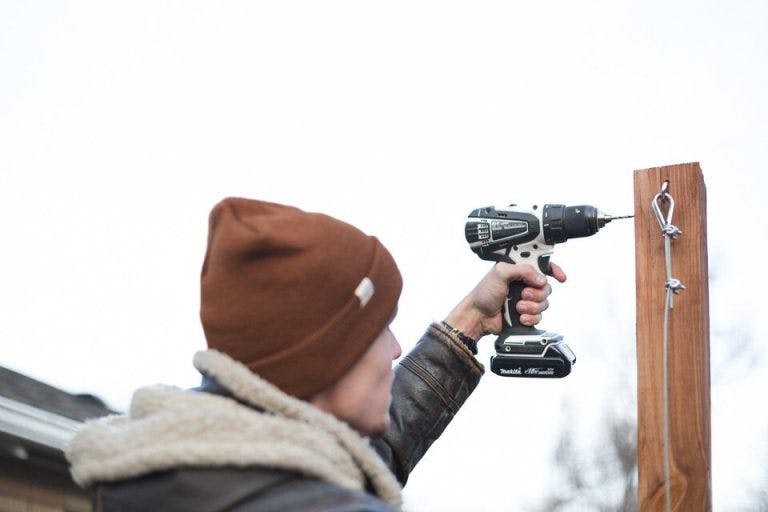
top-left (440, 321), bottom-right (478, 355)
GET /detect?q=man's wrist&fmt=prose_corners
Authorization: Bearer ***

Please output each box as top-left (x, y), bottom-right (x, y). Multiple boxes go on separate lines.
top-left (439, 321), bottom-right (479, 355)
top-left (444, 298), bottom-right (485, 341)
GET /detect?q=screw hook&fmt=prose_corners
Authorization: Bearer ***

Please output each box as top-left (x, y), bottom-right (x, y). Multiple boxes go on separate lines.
top-left (659, 180), bottom-right (670, 198)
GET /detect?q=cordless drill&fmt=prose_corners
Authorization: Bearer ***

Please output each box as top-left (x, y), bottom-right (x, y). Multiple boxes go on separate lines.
top-left (465, 203), bottom-right (631, 378)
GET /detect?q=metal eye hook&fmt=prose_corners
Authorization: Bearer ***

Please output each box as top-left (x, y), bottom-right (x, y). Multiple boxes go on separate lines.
top-left (652, 189), bottom-right (676, 232)
top-left (660, 180), bottom-right (670, 198)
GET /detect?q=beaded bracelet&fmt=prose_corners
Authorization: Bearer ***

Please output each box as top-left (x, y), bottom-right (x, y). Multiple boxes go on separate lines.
top-left (440, 321), bottom-right (479, 355)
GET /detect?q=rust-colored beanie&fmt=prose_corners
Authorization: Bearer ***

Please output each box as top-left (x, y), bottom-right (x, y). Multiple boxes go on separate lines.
top-left (200, 197), bottom-right (402, 400)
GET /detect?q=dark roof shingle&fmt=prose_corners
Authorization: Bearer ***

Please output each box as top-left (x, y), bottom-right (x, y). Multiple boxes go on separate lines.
top-left (0, 366), bottom-right (117, 421)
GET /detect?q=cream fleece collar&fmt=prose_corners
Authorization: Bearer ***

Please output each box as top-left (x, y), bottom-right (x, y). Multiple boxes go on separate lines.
top-left (66, 349), bottom-right (402, 507)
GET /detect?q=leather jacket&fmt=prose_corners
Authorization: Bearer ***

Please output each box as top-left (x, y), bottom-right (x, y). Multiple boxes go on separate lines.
top-left (91, 323), bottom-right (484, 511)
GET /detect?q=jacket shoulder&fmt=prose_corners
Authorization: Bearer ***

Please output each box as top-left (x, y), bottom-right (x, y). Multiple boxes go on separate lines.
top-left (96, 466), bottom-right (398, 512)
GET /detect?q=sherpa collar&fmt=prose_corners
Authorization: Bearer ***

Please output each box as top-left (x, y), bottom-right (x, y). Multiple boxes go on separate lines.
top-left (66, 349), bottom-right (402, 508)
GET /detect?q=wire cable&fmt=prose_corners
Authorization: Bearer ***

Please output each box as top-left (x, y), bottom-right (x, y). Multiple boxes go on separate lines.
top-left (651, 181), bottom-right (686, 512)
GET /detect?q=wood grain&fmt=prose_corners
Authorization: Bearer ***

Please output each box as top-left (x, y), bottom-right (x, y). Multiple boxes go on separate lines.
top-left (634, 163), bottom-right (711, 511)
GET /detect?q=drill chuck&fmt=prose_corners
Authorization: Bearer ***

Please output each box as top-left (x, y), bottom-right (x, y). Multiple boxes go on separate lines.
top-left (542, 204), bottom-right (601, 244)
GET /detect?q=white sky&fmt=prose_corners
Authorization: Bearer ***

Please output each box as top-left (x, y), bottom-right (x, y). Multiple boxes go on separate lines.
top-left (1, 1), bottom-right (767, 510)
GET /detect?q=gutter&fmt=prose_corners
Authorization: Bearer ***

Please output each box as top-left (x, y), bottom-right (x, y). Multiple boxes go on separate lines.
top-left (0, 395), bottom-right (83, 451)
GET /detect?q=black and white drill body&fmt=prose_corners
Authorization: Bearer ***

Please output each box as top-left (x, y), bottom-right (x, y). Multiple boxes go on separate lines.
top-left (465, 203), bottom-right (629, 378)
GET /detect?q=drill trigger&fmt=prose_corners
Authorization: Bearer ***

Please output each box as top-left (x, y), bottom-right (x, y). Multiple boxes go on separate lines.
top-left (538, 255), bottom-right (552, 275)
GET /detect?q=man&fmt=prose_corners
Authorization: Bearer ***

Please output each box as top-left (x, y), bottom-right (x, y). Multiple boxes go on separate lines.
top-left (67, 197), bottom-right (566, 511)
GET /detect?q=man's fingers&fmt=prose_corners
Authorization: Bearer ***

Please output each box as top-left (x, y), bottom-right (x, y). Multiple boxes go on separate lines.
top-left (496, 263), bottom-right (546, 287)
top-left (516, 299), bottom-right (549, 315)
top-left (549, 262), bottom-right (567, 283)
top-left (493, 262), bottom-right (564, 327)
top-left (496, 261), bottom-right (567, 287)
top-left (521, 284), bottom-right (552, 302)
top-left (519, 313), bottom-right (542, 326)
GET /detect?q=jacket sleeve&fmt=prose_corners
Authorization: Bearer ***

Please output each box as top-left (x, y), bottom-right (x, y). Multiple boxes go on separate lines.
top-left (370, 323), bottom-right (484, 485)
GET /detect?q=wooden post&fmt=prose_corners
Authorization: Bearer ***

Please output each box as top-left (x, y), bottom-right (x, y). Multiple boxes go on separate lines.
top-left (634, 162), bottom-right (711, 511)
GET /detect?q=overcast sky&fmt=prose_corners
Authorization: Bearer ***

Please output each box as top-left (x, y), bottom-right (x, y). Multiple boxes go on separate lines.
top-left (1, 2), bottom-right (767, 510)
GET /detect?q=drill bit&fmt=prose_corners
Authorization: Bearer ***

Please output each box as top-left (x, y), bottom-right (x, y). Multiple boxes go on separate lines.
top-left (597, 212), bottom-right (634, 228)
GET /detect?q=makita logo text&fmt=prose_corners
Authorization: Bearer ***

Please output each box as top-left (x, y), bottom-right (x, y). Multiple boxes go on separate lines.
top-left (499, 368), bottom-right (522, 375)
top-left (524, 367), bottom-right (555, 376)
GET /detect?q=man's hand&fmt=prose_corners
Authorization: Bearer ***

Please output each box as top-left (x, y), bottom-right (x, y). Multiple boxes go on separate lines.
top-left (444, 262), bottom-right (567, 341)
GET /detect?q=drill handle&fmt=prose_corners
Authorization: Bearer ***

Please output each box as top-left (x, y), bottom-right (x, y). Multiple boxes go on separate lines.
top-left (502, 256), bottom-right (552, 332)
top-left (503, 281), bottom-right (537, 332)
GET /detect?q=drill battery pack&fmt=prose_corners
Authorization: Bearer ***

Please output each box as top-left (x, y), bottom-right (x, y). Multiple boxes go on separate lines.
top-left (490, 341), bottom-right (576, 378)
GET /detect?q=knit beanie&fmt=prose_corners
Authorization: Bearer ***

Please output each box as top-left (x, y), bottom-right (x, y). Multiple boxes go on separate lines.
top-left (200, 198), bottom-right (402, 400)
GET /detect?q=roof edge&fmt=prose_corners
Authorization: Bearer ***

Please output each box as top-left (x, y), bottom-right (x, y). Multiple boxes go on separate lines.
top-left (0, 395), bottom-right (83, 450)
